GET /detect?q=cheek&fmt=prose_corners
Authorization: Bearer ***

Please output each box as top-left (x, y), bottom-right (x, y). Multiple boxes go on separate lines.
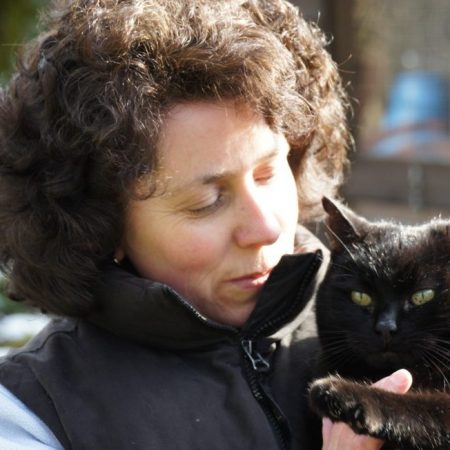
top-left (162, 228), bottom-right (225, 273)
top-left (277, 175), bottom-right (299, 228)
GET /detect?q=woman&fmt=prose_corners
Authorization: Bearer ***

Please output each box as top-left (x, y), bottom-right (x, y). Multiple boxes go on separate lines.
top-left (0, 0), bottom-right (410, 448)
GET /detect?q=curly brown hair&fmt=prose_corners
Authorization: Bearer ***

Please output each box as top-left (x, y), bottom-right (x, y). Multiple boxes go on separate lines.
top-left (0, 0), bottom-right (350, 316)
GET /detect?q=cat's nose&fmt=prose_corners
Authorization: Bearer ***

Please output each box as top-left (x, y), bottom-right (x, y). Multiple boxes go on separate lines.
top-left (375, 319), bottom-right (398, 346)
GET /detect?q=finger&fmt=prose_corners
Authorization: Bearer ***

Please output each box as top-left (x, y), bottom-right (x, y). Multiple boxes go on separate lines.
top-left (321, 370), bottom-right (413, 450)
top-left (321, 418), bottom-right (332, 443)
top-left (372, 368), bottom-right (413, 393)
top-left (322, 419), bottom-right (384, 450)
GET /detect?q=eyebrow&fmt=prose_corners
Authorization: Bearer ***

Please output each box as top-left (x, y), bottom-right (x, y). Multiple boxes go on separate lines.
top-left (201, 148), bottom-right (282, 185)
top-left (168, 146), bottom-right (285, 196)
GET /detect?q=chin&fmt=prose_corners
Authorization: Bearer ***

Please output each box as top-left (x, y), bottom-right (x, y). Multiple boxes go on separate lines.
top-left (366, 351), bottom-right (404, 372)
top-left (201, 296), bottom-right (257, 327)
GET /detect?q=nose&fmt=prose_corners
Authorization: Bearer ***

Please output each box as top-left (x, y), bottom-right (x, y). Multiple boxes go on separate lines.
top-left (375, 308), bottom-right (398, 347)
top-left (376, 319), bottom-right (397, 346)
top-left (233, 185), bottom-right (281, 248)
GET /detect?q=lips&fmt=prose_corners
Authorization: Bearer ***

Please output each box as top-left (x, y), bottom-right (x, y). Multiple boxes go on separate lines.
top-left (227, 269), bottom-right (273, 290)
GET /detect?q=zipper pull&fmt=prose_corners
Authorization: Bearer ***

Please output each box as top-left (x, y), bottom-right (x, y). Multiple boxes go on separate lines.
top-left (241, 339), bottom-right (270, 372)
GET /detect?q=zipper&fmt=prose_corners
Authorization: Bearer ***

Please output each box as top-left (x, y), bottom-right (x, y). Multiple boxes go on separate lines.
top-left (245, 253), bottom-right (322, 340)
top-left (239, 253), bottom-right (322, 450)
top-left (166, 286), bottom-right (239, 334)
top-left (241, 337), bottom-right (290, 450)
top-left (168, 253), bottom-right (322, 450)
top-left (241, 339), bottom-right (270, 372)
top-left (169, 287), bottom-right (290, 448)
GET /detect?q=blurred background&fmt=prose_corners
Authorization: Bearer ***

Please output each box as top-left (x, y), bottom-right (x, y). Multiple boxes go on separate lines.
top-left (0, 0), bottom-right (449, 345)
top-left (299, 0), bottom-right (450, 223)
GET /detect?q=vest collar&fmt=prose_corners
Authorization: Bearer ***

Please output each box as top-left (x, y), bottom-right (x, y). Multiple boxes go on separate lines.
top-left (88, 251), bottom-right (322, 350)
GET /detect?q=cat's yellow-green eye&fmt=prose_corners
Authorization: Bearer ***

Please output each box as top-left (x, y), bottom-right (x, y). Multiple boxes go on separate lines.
top-left (411, 289), bottom-right (435, 306)
top-left (351, 291), bottom-right (373, 307)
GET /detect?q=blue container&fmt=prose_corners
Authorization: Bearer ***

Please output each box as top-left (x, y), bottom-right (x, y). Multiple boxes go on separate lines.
top-left (382, 71), bottom-right (449, 129)
top-left (369, 71), bottom-right (450, 159)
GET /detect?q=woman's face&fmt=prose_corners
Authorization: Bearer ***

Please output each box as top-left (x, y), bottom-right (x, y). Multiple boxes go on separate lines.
top-left (119, 102), bottom-right (299, 326)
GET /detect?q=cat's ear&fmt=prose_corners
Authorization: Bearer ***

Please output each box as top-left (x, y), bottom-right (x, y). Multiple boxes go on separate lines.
top-left (322, 197), bottom-right (369, 250)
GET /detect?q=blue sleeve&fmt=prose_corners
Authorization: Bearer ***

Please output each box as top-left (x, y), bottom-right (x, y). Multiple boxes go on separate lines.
top-left (0, 384), bottom-right (64, 449)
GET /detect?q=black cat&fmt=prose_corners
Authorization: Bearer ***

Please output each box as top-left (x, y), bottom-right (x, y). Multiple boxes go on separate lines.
top-left (309, 197), bottom-right (450, 450)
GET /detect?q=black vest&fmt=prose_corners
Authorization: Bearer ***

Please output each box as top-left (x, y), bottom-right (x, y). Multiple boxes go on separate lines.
top-left (0, 252), bottom-right (323, 450)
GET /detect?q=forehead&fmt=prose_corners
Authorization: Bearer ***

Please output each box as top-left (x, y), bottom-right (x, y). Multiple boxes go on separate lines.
top-left (153, 101), bottom-right (286, 185)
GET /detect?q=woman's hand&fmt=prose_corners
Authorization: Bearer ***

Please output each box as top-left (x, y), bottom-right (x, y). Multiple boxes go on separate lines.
top-left (321, 369), bottom-right (413, 450)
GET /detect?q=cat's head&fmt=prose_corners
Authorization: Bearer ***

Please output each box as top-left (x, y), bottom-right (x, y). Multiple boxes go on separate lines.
top-left (316, 197), bottom-right (450, 378)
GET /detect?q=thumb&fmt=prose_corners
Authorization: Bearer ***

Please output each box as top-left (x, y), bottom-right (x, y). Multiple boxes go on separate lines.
top-left (372, 369), bottom-right (413, 394)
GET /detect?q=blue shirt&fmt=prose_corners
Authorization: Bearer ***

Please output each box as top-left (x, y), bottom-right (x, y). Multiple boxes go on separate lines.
top-left (0, 384), bottom-right (63, 449)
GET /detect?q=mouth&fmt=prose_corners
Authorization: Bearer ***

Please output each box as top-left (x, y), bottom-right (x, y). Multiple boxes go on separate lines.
top-left (366, 350), bottom-right (402, 369)
top-left (227, 269), bottom-right (273, 290)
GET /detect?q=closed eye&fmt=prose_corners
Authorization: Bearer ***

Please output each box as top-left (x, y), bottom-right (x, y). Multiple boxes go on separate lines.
top-left (187, 190), bottom-right (226, 216)
top-left (188, 194), bottom-right (224, 216)
top-left (253, 163), bottom-right (276, 184)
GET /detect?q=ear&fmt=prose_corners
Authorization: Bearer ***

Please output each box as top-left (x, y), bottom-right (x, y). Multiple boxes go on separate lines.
top-left (322, 197), bottom-right (368, 250)
top-left (114, 246), bottom-right (126, 263)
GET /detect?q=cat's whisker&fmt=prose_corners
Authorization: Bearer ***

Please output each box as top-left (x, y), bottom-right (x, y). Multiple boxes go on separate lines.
top-left (424, 356), bottom-right (450, 378)
top-left (321, 344), bottom-right (348, 353)
top-left (320, 340), bottom-right (354, 357)
top-left (327, 338), bottom-right (374, 359)
top-left (321, 341), bottom-right (350, 353)
top-left (417, 344), bottom-right (450, 377)
top-left (324, 349), bottom-right (352, 362)
top-left (321, 350), bottom-right (356, 371)
top-left (327, 273), bottom-right (354, 281)
top-left (426, 345), bottom-right (450, 366)
top-left (317, 330), bottom-right (348, 337)
top-left (323, 223), bottom-right (358, 264)
top-left (316, 203), bottom-right (450, 448)
top-left (321, 352), bottom-right (348, 365)
top-left (421, 355), bottom-right (445, 388)
top-left (420, 326), bottom-right (449, 336)
top-left (428, 337), bottom-right (450, 346)
top-left (430, 341), bottom-right (450, 354)
top-left (327, 262), bottom-right (355, 273)
top-left (421, 352), bottom-right (450, 390)
top-left (432, 348), bottom-right (450, 361)
top-left (408, 330), bottom-right (450, 345)
top-left (321, 342), bottom-right (363, 369)
top-left (420, 324), bottom-right (450, 333)
top-left (314, 330), bottom-right (347, 343)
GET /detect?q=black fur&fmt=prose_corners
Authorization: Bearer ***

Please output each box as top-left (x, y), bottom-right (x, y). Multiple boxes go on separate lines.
top-left (309, 197), bottom-right (450, 450)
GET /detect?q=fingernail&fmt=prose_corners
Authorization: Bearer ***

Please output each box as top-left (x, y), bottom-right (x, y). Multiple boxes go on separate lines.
top-left (391, 369), bottom-right (413, 389)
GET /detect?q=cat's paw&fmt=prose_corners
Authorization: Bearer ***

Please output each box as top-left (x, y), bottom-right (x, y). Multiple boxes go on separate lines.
top-left (309, 377), bottom-right (376, 435)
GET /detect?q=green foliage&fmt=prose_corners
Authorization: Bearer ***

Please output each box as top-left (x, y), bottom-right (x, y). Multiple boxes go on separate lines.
top-left (0, 0), bottom-right (49, 318)
top-left (0, 0), bottom-right (45, 317)
top-left (0, 277), bottom-right (29, 314)
top-left (0, 0), bottom-right (49, 84)
top-left (0, 335), bottom-right (33, 348)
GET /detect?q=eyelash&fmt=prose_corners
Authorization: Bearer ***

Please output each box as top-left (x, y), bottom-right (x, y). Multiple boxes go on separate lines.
top-left (187, 163), bottom-right (278, 216)
top-left (254, 166), bottom-right (275, 184)
top-left (188, 192), bottom-right (225, 216)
